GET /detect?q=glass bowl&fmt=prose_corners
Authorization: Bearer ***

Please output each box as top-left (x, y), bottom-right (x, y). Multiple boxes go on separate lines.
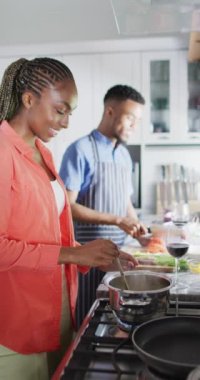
top-left (188, 259), bottom-right (200, 274)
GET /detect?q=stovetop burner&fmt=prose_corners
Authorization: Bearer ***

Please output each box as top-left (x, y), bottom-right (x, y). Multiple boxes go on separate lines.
top-left (59, 299), bottom-right (200, 380)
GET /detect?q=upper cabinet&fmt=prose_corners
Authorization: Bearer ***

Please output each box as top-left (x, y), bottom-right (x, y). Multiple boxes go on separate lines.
top-left (141, 51), bottom-right (179, 144)
top-left (142, 50), bottom-right (200, 145)
top-left (188, 62), bottom-right (200, 134)
top-left (0, 45), bottom-right (199, 151)
top-left (179, 51), bottom-right (200, 144)
top-left (92, 52), bottom-right (142, 144)
top-left (61, 54), bottom-right (95, 138)
top-left (46, 54), bottom-right (96, 170)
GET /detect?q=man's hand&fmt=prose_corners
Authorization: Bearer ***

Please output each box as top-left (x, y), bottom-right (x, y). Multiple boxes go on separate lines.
top-left (116, 216), bottom-right (147, 238)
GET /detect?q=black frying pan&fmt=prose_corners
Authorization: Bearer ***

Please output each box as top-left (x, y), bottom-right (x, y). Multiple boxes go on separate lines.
top-left (132, 316), bottom-right (200, 379)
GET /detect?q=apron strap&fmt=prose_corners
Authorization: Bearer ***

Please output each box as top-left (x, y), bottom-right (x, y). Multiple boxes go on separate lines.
top-left (89, 133), bottom-right (100, 162)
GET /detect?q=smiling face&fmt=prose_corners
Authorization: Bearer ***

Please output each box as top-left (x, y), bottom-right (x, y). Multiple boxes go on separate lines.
top-left (105, 99), bottom-right (144, 143)
top-left (19, 78), bottom-right (78, 143)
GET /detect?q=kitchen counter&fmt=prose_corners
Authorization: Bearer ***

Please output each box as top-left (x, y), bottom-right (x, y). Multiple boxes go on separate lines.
top-left (110, 234), bottom-right (200, 302)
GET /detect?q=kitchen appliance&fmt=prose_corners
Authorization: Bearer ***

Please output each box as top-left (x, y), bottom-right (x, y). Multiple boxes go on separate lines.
top-left (103, 271), bottom-right (172, 327)
top-left (133, 316), bottom-right (200, 379)
top-left (53, 298), bottom-right (200, 380)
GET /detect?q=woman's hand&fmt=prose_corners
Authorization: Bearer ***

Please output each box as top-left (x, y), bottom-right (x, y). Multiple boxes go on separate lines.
top-left (98, 250), bottom-right (138, 272)
top-left (58, 239), bottom-right (120, 267)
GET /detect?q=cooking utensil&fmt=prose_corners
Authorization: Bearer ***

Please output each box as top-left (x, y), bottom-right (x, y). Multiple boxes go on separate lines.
top-left (115, 257), bottom-right (130, 290)
top-left (159, 164), bottom-right (168, 210)
top-left (159, 181), bottom-right (167, 210)
top-left (104, 271), bottom-right (172, 325)
top-left (132, 316), bottom-right (200, 379)
top-left (180, 165), bottom-right (189, 204)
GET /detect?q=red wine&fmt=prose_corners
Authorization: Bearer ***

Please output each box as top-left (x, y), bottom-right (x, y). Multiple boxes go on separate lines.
top-left (167, 243), bottom-right (189, 258)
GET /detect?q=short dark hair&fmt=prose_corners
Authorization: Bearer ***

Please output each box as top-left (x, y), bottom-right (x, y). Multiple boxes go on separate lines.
top-left (103, 84), bottom-right (145, 105)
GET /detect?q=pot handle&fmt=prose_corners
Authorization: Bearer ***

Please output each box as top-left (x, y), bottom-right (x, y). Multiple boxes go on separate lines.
top-left (120, 297), bottom-right (152, 307)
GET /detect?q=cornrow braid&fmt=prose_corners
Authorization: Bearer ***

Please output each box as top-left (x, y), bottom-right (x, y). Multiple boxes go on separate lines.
top-left (0, 58), bottom-right (27, 121)
top-left (0, 57), bottom-right (75, 122)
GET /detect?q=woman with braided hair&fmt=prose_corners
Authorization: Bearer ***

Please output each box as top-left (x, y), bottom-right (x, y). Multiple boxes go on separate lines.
top-left (0, 57), bottom-right (136, 379)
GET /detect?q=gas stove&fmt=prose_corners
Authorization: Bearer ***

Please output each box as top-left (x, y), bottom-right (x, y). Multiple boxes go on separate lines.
top-left (54, 298), bottom-right (200, 380)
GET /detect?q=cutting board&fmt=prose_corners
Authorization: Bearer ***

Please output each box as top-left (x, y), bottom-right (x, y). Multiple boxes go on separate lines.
top-left (122, 245), bottom-right (188, 273)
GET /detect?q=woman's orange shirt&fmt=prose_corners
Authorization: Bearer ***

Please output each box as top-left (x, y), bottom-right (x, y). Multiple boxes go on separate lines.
top-left (0, 121), bottom-right (86, 354)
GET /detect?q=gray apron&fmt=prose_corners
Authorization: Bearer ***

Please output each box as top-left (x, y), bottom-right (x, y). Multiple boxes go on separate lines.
top-left (75, 133), bottom-right (131, 327)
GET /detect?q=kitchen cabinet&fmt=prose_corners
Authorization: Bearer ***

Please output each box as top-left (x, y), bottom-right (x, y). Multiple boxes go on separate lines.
top-left (140, 50), bottom-right (200, 213)
top-left (92, 52), bottom-right (142, 144)
top-left (141, 51), bottom-right (179, 144)
top-left (61, 54), bottom-right (95, 136)
top-left (141, 50), bottom-right (200, 145)
top-left (179, 51), bottom-right (200, 143)
top-left (47, 54), bottom-right (96, 169)
top-left (46, 52), bottom-right (142, 169)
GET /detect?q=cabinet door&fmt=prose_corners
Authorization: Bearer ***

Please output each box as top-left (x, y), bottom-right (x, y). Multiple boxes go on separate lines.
top-left (179, 51), bottom-right (200, 144)
top-left (61, 54), bottom-right (95, 139)
top-left (142, 51), bottom-right (179, 144)
top-left (93, 52), bottom-right (142, 144)
top-left (46, 54), bottom-right (95, 170)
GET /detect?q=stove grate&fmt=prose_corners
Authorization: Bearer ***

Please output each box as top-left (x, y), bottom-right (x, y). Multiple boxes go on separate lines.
top-left (60, 298), bottom-right (200, 380)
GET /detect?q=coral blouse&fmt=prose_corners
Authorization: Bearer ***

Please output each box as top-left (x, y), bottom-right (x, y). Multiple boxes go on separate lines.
top-left (0, 121), bottom-right (87, 354)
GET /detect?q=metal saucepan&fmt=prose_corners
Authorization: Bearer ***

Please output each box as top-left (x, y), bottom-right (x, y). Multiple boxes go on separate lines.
top-left (132, 316), bottom-right (200, 379)
top-left (104, 271), bottom-right (172, 325)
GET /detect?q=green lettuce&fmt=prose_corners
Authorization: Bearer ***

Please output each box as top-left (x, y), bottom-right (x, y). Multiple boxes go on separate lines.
top-left (133, 251), bottom-right (188, 271)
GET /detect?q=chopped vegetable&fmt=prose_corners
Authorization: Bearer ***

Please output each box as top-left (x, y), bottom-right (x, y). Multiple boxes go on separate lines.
top-left (145, 237), bottom-right (167, 253)
top-left (131, 251), bottom-right (189, 271)
top-left (154, 255), bottom-right (175, 267)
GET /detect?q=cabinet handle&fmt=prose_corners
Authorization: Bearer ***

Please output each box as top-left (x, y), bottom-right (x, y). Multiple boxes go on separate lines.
top-left (189, 135), bottom-right (200, 139)
top-left (157, 135), bottom-right (170, 140)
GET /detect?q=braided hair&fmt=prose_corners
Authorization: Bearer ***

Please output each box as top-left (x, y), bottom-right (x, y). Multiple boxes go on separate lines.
top-left (0, 57), bottom-right (75, 121)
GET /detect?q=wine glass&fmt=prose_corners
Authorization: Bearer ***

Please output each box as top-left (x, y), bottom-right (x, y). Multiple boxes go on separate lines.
top-left (166, 224), bottom-right (189, 316)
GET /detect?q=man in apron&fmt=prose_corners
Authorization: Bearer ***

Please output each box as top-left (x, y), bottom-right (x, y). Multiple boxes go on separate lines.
top-left (60, 84), bottom-right (146, 327)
